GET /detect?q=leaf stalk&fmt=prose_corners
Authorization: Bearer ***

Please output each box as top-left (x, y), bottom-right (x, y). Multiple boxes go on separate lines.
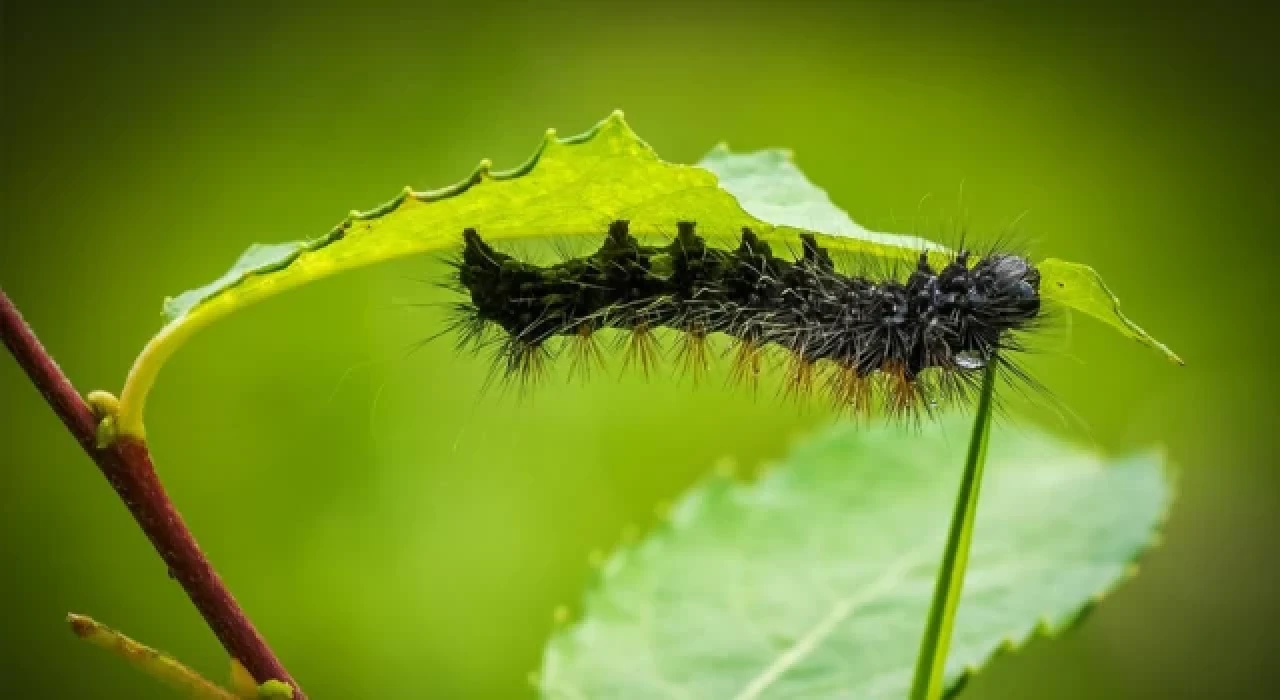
top-left (0, 288), bottom-right (305, 699)
top-left (907, 361), bottom-right (998, 700)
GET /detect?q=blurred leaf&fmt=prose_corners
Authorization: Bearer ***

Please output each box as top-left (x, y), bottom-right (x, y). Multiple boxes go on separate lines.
top-left (538, 416), bottom-right (1171, 700)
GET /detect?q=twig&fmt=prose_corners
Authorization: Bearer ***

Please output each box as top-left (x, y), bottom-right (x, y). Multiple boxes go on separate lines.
top-left (0, 288), bottom-right (305, 699)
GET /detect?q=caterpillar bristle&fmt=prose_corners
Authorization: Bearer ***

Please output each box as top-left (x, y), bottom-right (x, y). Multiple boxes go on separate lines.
top-left (621, 323), bottom-right (661, 379)
top-left (673, 326), bottom-right (711, 384)
top-left (782, 354), bottom-right (817, 405)
top-left (828, 363), bottom-right (873, 418)
top-left (445, 218), bottom-right (1048, 420)
top-left (728, 338), bottom-right (765, 394)
top-left (502, 338), bottom-right (551, 392)
top-left (566, 324), bottom-right (605, 383)
top-left (882, 361), bottom-right (920, 423)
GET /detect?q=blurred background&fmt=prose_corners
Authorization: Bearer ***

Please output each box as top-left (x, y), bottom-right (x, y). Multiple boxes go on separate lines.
top-left (2, 1), bottom-right (1277, 697)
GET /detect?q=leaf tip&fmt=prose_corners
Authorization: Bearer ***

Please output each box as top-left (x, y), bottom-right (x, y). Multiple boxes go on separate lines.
top-left (1038, 258), bottom-right (1183, 365)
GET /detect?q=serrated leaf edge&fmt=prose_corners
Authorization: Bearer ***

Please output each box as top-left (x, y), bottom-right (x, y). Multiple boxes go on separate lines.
top-left (539, 444), bottom-right (1176, 700)
top-left (162, 109), bottom-right (639, 324)
top-left (116, 110), bottom-right (656, 438)
top-left (941, 446), bottom-right (1176, 698)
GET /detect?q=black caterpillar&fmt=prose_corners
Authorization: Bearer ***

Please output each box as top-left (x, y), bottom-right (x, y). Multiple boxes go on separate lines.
top-left (446, 220), bottom-right (1043, 417)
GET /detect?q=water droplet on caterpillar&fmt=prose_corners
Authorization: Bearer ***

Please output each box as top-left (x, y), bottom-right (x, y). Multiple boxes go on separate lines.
top-left (955, 352), bottom-right (987, 370)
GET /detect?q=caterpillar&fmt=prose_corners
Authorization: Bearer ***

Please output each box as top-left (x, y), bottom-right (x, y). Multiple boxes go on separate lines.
top-left (443, 220), bottom-right (1045, 419)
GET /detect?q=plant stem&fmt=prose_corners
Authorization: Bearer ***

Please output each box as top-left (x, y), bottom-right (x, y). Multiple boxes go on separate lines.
top-left (907, 362), bottom-right (998, 700)
top-left (0, 288), bottom-right (304, 699)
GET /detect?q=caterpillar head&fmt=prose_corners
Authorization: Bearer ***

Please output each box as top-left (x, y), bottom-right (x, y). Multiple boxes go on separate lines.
top-left (973, 254), bottom-right (1041, 321)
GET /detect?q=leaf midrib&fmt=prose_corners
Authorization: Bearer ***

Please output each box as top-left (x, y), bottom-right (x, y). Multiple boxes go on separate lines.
top-left (732, 546), bottom-right (930, 700)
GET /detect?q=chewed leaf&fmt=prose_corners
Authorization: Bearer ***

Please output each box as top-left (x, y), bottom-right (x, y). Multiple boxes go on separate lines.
top-left (161, 114), bottom-right (936, 325)
top-left (163, 242), bottom-right (307, 321)
top-left (1039, 258), bottom-right (1184, 364)
top-left (538, 416), bottom-right (1172, 700)
top-left (114, 112), bottom-right (948, 436)
top-left (161, 112), bottom-right (733, 322)
top-left (119, 111), bottom-right (1178, 437)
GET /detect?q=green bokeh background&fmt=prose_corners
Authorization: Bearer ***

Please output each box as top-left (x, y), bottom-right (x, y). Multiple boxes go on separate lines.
top-left (3, 1), bottom-right (1277, 698)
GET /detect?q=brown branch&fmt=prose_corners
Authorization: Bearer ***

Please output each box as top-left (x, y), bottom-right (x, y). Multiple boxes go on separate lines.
top-left (0, 288), bottom-right (305, 699)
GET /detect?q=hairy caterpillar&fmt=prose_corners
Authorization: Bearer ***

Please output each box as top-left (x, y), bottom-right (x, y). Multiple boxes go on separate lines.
top-left (442, 220), bottom-right (1045, 419)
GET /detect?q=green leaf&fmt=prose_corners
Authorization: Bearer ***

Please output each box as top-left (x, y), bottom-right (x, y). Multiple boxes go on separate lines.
top-left (116, 111), bottom-right (1178, 437)
top-left (160, 117), bottom-right (940, 327)
top-left (1037, 259), bottom-right (1183, 365)
top-left (697, 145), bottom-right (944, 255)
top-left (698, 144), bottom-right (1181, 366)
top-left (538, 416), bottom-right (1171, 700)
top-left (162, 241), bottom-right (308, 322)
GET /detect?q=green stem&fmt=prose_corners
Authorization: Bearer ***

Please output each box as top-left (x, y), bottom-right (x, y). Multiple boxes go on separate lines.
top-left (68, 614), bottom-right (238, 700)
top-left (907, 362), bottom-right (998, 700)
